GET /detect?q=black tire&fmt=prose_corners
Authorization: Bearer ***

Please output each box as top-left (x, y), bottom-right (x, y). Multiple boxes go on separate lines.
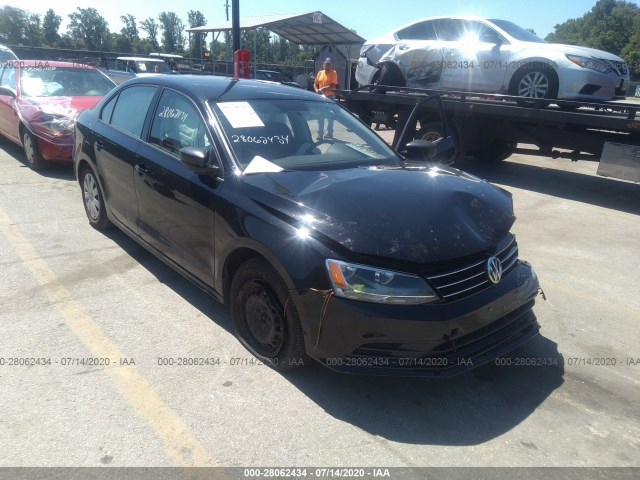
top-left (22, 129), bottom-right (45, 171)
top-left (510, 64), bottom-right (558, 106)
top-left (473, 141), bottom-right (517, 162)
top-left (415, 121), bottom-right (460, 164)
top-left (374, 63), bottom-right (404, 93)
top-left (230, 258), bottom-right (308, 371)
top-left (80, 166), bottom-right (112, 229)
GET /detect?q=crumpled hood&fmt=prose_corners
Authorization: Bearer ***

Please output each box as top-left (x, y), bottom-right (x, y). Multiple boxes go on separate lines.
top-left (242, 164), bottom-right (515, 264)
top-left (18, 96), bottom-right (102, 141)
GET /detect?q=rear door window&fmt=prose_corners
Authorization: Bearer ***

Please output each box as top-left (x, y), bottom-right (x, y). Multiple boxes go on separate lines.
top-left (108, 86), bottom-right (157, 138)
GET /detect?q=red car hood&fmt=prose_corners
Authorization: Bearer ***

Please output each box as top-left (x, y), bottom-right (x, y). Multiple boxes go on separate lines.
top-left (18, 95), bottom-right (102, 142)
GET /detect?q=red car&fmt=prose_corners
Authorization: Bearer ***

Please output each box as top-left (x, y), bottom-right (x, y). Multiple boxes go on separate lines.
top-left (0, 60), bottom-right (115, 170)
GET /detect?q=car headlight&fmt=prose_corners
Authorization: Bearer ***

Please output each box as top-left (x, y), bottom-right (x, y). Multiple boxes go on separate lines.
top-left (32, 114), bottom-right (76, 136)
top-left (325, 259), bottom-right (439, 305)
top-left (566, 54), bottom-right (611, 74)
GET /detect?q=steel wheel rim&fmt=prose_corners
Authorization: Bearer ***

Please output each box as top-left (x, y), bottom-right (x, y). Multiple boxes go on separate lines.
top-left (83, 173), bottom-right (101, 221)
top-left (518, 71), bottom-right (549, 98)
top-left (244, 282), bottom-right (284, 356)
top-left (23, 133), bottom-right (35, 165)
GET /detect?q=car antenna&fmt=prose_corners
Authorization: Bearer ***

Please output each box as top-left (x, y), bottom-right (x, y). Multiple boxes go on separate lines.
top-left (216, 78), bottom-right (240, 101)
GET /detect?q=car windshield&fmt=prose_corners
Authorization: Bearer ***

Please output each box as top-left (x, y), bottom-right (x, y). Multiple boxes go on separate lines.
top-left (489, 19), bottom-right (547, 43)
top-left (209, 99), bottom-right (399, 172)
top-left (130, 61), bottom-right (172, 74)
top-left (20, 67), bottom-right (115, 97)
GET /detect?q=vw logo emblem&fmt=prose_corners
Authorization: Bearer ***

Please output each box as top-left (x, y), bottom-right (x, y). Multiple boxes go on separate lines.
top-left (486, 256), bottom-right (503, 284)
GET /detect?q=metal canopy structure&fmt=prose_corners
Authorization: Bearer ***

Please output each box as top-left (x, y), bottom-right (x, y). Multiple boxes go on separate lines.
top-left (186, 11), bottom-right (365, 46)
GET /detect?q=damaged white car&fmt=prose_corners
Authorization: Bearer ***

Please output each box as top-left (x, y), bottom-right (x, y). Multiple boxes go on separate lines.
top-left (356, 15), bottom-right (629, 101)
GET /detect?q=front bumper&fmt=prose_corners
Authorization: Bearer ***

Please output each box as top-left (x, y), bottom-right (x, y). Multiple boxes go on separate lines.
top-left (294, 261), bottom-right (540, 377)
top-left (557, 66), bottom-right (629, 100)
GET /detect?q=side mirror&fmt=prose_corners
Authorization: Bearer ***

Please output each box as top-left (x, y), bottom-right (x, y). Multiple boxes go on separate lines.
top-left (180, 147), bottom-right (219, 176)
top-left (0, 86), bottom-right (16, 98)
top-left (406, 137), bottom-right (456, 163)
top-left (406, 139), bottom-right (438, 160)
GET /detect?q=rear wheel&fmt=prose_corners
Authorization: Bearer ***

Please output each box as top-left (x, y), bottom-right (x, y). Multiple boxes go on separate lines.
top-left (230, 258), bottom-right (308, 371)
top-left (22, 130), bottom-right (45, 171)
top-left (80, 166), bottom-right (112, 229)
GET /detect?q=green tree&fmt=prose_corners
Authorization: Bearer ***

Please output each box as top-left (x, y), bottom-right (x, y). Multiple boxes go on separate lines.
top-left (121, 14), bottom-right (139, 46)
top-left (140, 17), bottom-right (160, 51)
top-left (546, 0), bottom-right (640, 55)
top-left (43, 9), bottom-right (62, 46)
top-left (187, 10), bottom-right (207, 59)
top-left (27, 13), bottom-right (43, 46)
top-left (67, 7), bottom-right (110, 51)
top-left (0, 6), bottom-right (30, 44)
top-left (158, 11), bottom-right (185, 53)
top-left (241, 28), bottom-right (272, 62)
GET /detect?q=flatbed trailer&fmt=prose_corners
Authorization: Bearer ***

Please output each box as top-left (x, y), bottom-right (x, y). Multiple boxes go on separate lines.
top-left (337, 86), bottom-right (640, 183)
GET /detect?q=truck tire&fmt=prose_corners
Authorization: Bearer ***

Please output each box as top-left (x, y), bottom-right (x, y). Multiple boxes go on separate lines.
top-left (473, 141), bottom-right (517, 162)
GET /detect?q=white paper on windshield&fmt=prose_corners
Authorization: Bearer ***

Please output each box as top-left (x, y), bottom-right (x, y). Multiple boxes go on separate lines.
top-left (243, 156), bottom-right (283, 174)
top-left (218, 102), bottom-right (265, 128)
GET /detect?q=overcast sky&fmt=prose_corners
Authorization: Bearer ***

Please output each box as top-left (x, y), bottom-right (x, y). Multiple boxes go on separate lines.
top-left (16, 0), bottom-right (635, 41)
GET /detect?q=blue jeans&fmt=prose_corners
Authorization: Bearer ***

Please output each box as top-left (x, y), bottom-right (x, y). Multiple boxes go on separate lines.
top-left (317, 95), bottom-right (335, 137)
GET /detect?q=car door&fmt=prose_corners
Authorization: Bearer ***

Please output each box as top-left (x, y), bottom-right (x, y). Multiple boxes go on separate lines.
top-left (133, 88), bottom-right (218, 285)
top-left (0, 64), bottom-right (20, 142)
top-left (435, 19), bottom-right (511, 92)
top-left (387, 20), bottom-right (445, 87)
top-left (93, 85), bottom-right (158, 233)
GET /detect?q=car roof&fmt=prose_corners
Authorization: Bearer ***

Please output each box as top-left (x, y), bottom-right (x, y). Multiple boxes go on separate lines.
top-left (121, 75), bottom-right (322, 102)
top-left (11, 60), bottom-right (98, 69)
top-left (117, 57), bottom-right (165, 62)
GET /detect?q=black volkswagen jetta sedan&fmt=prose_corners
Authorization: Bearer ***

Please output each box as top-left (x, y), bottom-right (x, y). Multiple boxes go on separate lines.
top-left (73, 75), bottom-right (540, 376)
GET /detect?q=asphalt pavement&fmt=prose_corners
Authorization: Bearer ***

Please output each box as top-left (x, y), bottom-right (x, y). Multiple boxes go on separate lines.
top-left (0, 134), bottom-right (639, 474)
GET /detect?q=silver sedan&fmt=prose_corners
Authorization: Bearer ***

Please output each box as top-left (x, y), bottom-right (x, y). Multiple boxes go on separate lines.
top-left (356, 15), bottom-right (629, 101)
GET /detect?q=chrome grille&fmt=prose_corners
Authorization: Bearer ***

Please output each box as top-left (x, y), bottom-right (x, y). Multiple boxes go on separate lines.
top-left (426, 235), bottom-right (519, 302)
top-left (601, 59), bottom-right (629, 77)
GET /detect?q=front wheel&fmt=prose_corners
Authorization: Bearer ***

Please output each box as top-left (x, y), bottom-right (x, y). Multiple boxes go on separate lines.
top-left (230, 258), bottom-right (308, 371)
top-left (80, 166), bottom-right (112, 229)
top-left (22, 130), bottom-right (45, 171)
top-left (510, 64), bottom-right (558, 106)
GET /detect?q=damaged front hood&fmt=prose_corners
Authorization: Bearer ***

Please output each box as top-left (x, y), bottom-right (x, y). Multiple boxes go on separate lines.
top-left (19, 96), bottom-right (103, 142)
top-left (242, 164), bottom-right (515, 264)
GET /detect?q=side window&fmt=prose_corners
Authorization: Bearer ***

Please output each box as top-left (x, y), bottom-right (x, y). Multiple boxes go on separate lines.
top-left (149, 89), bottom-right (210, 158)
top-left (0, 66), bottom-right (17, 89)
top-left (396, 21), bottom-right (437, 40)
top-left (460, 21), bottom-right (503, 43)
top-left (434, 19), bottom-right (463, 41)
top-left (100, 94), bottom-right (117, 123)
top-left (109, 86), bottom-right (157, 138)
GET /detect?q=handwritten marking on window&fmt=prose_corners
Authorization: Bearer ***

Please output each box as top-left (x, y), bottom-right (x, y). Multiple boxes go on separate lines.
top-left (158, 106), bottom-right (189, 122)
top-left (231, 134), bottom-right (289, 145)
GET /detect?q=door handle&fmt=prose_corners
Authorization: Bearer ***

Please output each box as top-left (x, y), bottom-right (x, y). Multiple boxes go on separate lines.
top-left (95, 140), bottom-right (103, 151)
top-left (134, 164), bottom-right (148, 175)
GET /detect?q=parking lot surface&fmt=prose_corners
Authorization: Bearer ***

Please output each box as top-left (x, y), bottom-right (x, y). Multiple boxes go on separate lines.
top-left (1, 136), bottom-right (639, 468)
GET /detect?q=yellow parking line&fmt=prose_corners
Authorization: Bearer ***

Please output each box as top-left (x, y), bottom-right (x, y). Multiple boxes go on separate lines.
top-left (0, 208), bottom-right (216, 467)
